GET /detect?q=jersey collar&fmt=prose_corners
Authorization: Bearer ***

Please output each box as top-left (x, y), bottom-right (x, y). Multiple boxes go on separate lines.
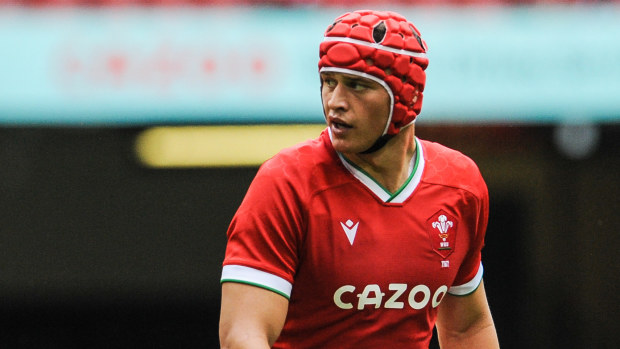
top-left (335, 137), bottom-right (425, 204)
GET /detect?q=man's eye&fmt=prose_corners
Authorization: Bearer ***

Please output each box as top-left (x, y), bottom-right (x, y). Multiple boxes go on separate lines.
top-left (323, 78), bottom-right (336, 87)
top-left (348, 81), bottom-right (368, 90)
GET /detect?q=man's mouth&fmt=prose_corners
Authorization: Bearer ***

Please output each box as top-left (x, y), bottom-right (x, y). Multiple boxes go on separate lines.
top-left (332, 120), bottom-right (352, 130)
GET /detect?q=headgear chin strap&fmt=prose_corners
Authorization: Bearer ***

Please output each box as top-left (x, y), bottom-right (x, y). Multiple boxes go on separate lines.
top-left (318, 10), bottom-right (429, 153)
top-left (359, 134), bottom-right (393, 154)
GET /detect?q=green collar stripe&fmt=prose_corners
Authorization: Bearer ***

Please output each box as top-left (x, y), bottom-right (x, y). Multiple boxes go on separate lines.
top-left (339, 138), bottom-right (422, 203)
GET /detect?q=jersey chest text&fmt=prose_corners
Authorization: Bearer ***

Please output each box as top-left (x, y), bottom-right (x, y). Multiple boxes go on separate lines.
top-left (293, 184), bottom-right (472, 312)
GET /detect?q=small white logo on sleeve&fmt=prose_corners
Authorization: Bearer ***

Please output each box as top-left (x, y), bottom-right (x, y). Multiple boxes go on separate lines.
top-left (441, 260), bottom-right (450, 268)
top-left (340, 219), bottom-right (359, 245)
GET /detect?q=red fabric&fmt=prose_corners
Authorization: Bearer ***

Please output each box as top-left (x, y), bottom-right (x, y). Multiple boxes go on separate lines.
top-left (223, 130), bottom-right (489, 348)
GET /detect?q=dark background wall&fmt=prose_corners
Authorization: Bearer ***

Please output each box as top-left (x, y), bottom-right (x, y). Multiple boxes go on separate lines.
top-left (0, 125), bottom-right (618, 348)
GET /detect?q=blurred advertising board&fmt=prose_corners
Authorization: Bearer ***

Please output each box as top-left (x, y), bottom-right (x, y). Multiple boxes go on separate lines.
top-left (1, 5), bottom-right (619, 125)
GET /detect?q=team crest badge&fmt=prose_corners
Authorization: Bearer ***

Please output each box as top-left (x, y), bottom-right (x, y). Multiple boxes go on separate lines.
top-left (426, 210), bottom-right (458, 258)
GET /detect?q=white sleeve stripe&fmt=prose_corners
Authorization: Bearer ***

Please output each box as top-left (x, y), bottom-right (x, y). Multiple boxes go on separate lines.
top-left (448, 262), bottom-right (484, 296)
top-left (221, 265), bottom-right (293, 299)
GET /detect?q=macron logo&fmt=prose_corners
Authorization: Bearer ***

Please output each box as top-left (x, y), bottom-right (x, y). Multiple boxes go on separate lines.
top-left (340, 219), bottom-right (359, 245)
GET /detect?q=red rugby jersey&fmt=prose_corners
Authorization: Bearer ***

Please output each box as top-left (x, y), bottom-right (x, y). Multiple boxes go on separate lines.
top-left (222, 129), bottom-right (489, 348)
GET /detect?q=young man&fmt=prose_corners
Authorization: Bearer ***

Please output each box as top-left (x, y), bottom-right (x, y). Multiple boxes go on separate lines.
top-left (220, 10), bottom-right (499, 348)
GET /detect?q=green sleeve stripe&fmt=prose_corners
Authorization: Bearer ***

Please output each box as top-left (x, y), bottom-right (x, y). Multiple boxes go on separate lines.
top-left (221, 279), bottom-right (291, 300)
top-left (448, 262), bottom-right (484, 296)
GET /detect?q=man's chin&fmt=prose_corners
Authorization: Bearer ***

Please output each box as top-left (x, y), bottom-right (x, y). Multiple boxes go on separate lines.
top-left (332, 142), bottom-right (364, 156)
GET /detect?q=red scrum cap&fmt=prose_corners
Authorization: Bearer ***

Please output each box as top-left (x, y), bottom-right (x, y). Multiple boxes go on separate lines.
top-left (319, 10), bottom-right (429, 137)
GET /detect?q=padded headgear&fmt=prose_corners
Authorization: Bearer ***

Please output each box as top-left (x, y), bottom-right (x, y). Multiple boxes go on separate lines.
top-left (319, 10), bottom-right (429, 137)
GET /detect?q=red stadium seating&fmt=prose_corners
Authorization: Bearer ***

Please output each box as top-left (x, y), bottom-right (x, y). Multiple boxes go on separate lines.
top-left (1, 0), bottom-right (613, 7)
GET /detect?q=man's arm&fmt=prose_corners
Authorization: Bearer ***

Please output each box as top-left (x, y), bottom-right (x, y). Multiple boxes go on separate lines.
top-left (219, 282), bottom-right (289, 349)
top-left (436, 280), bottom-right (499, 348)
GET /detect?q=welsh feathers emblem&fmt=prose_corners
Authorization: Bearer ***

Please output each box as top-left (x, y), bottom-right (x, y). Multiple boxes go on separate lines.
top-left (426, 210), bottom-right (458, 258)
top-left (433, 215), bottom-right (453, 243)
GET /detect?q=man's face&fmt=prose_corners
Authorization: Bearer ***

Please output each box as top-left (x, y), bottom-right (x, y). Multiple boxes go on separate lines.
top-left (320, 71), bottom-right (390, 155)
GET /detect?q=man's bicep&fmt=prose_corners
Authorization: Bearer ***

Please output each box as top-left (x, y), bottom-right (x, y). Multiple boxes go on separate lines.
top-left (436, 280), bottom-right (499, 348)
top-left (437, 280), bottom-right (490, 331)
top-left (220, 282), bottom-right (289, 348)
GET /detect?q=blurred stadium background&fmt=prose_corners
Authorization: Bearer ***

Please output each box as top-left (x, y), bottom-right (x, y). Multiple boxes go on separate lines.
top-left (0, 0), bottom-right (618, 348)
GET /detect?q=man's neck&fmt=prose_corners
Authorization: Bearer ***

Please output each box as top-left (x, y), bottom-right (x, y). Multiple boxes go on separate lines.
top-left (343, 125), bottom-right (416, 193)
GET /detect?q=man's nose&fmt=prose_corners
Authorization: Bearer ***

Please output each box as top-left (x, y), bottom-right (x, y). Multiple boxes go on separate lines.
top-left (326, 84), bottom-right (349, 111)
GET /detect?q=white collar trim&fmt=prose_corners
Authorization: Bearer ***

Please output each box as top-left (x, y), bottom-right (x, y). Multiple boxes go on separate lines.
top-left (335, 137), bottom-right (425, 204)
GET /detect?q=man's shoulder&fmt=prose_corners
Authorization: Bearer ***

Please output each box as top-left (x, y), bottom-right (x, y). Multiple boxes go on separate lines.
top-left (419, 139), bottom-right (487, 196)
top-left (258, 129), bottom-right (338, 181)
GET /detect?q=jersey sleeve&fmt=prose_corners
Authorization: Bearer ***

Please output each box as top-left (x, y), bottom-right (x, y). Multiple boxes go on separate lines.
top-left (221, 156), bottom-right (306, 299)
top-left (448, 166), bottom-right (490, 296)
